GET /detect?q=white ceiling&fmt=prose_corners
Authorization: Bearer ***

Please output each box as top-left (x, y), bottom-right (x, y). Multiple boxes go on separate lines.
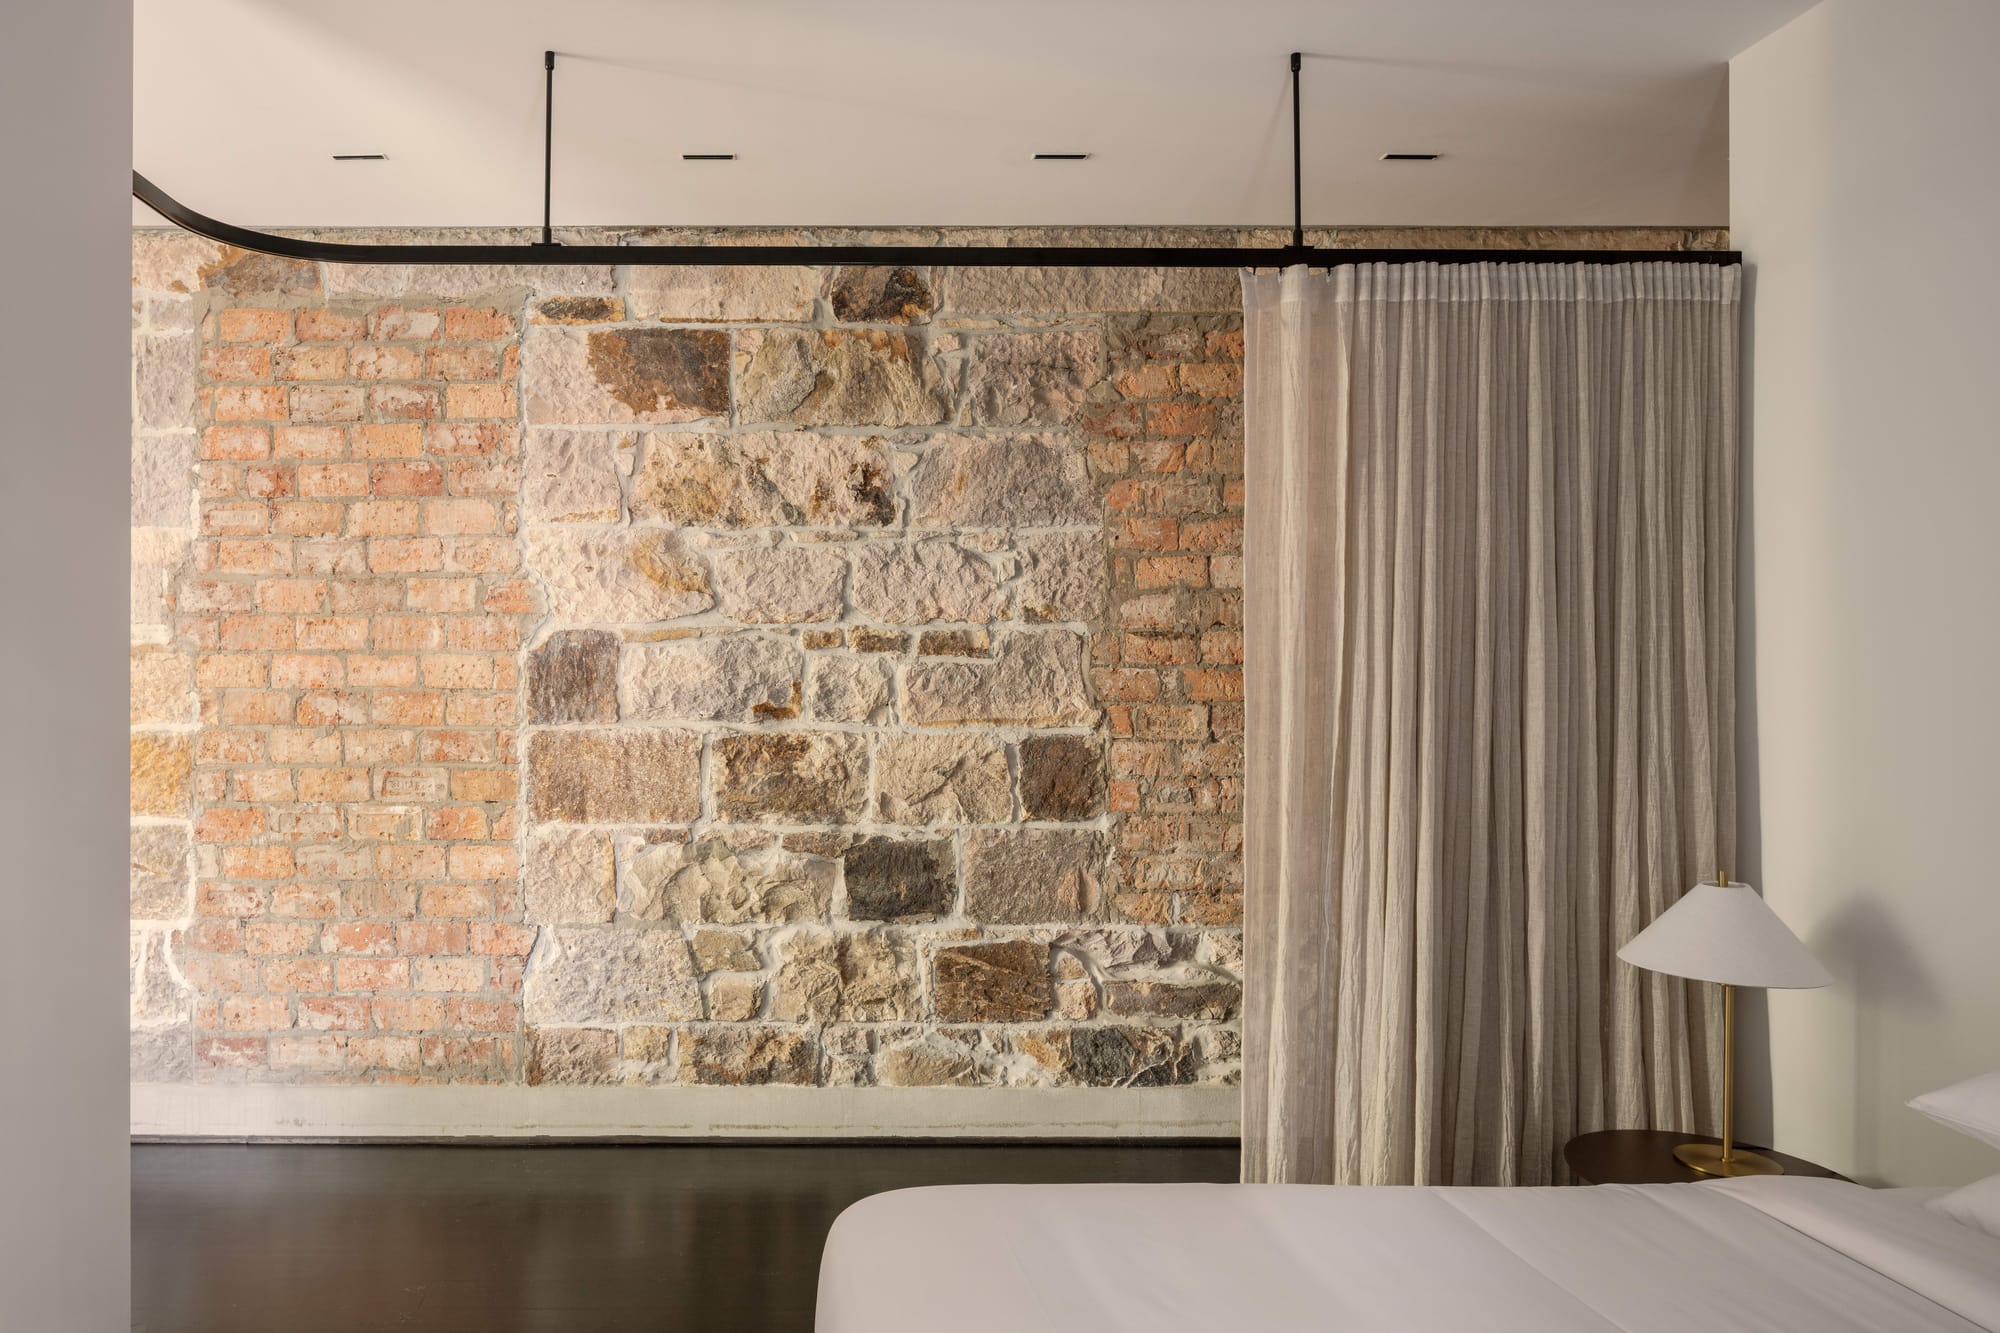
top-left (134, 0), bottom-right (1816, 231)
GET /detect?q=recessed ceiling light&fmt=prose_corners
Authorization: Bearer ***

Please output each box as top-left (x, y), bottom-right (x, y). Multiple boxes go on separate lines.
top-left (1381, 153), bottom-right (1440, 161)
top-left (331, 153), bottom-right (387, 161)
top-left (1033, 153), bottom-right (1091, 161)
top-left (682, 153), bottom-right (736, 161)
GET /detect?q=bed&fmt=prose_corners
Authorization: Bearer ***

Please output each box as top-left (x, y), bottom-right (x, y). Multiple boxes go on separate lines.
top-left (817, 1177), bottom-right (2000, 1331)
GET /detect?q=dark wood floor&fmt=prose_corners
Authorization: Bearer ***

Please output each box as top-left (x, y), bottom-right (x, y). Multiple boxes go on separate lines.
top-left (132, 1140), bottom-right (1240, 1332)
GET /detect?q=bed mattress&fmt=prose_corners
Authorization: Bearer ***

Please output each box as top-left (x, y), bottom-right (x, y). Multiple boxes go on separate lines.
top-left (817, 1177), bottom-right (2000, 1332)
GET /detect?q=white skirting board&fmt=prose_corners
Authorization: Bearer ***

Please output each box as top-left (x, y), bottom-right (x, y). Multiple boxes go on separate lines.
top-left (131, 1083), bottom-right (1242, 1140)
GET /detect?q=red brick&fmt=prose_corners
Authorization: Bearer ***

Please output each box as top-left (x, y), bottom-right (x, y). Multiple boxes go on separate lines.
top-left (264, 959), bottom-right (334, 991)
top-left (368, 538), bottom-right (444, 574)
top-left (423, 498), bottom-right (497, 535)
top-left (1184, 667), bottom-right (1243, 701)
top-left (212, 384), bottom-right (289, 421)
top-left (201, 424), bottom-right (270, 460)
top-left (197, 1036), bottom-right (268, 1068)
top-left (349, 345), bottom-right (425, 380)
top-left (273, 425), bottom-right (346, 459)
top-left (369, 307), bottom-right (441, 340)
top-left (426, 806), bottom-right (489, 840)
top-left (222, 845), bottom-right (296, 879)
top-left (196, 653), bottom-right (267, 688)
top-left (269, 884), bottom-right (341, 918)
top-left (1134, 555), bottom-right (1208, 589)
top-left (373, 996), bottom-right (447, 1031)
top-left (414, 957), bottom-right (485, 993)
top-left (298, 996), bottom-right (373, 1031)
top-left (295, 766), bottom-right (371, 801)
top-left (245, 922), bottom-right (318, 956)
top-left (469, 923), bottom-right (537, 957)
top-left (352, 422), bottom-right (424, 458)
top-left (295, 616), bottom-right (370, 651)
top-left (295, 308), bottom-right (366, 341)
top-left (370, 460), bottom-right (445, 496)
top-left (424, 422), bottom-right (508, 456)
top-left (426, 344), bottom-right (503, 379)
top-left (297, 463), bottom-right (368, 497)
top-left (272, 500), bottom-right (345, 536)
top-left (295, 690), bottom-right (369, 727)
top-left (275, 345), bottom-right (348, 381)
top-left (369, 384), bottom-right (441, 420)
top-left (443, 306), bottom-right (516, 340)
top-left (348, 499), bottom-right (422, 536)
top-left (203, 346), bottom-right (272, 380)
top-left (323, 922), bottom-right (396, 956)
top-left (420, 883), bottom-right (494, 918)
top-left (450, 769), bottom-right (516, 803)
top-left (444, 383), bottom-right (515, 419)
top-left (218, 308), bottom-right (290, 343)
top-left (270, 654), bottom-right (343, 689)
top-left (290, 384), bottom-right (366, 423)
top-left (337, 958), bottom-right (410, 991)
top-left (347, 654), bottom-right (419, 688)
top-left (447, 998), bottom-right (517, 1032)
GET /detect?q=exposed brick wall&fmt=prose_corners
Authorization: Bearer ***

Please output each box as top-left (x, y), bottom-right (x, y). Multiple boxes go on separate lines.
top-left (130, 226), bottom-right (1726, 1098)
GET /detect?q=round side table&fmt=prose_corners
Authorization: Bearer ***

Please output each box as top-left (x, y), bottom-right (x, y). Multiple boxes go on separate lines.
top-left (1564, 1129), bottom-right (1850, 1185)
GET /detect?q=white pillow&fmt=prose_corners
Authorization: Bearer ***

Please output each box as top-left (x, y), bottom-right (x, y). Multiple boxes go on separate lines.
top-left (1927, 1173), bottom-right (2000, 1241)
top-left (1908, 1072), bottom-right (2000, 1151)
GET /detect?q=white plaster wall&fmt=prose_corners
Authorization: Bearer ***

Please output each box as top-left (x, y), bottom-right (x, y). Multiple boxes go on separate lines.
top-left (1732, 0), bottom-right (2000, 1185)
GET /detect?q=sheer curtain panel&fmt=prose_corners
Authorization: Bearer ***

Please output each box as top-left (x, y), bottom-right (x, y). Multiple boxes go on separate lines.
top-left (1240, 263), bottom-right (1740, 1185)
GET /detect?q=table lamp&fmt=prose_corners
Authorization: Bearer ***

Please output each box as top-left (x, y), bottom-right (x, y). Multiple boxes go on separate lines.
top-left (1617, 876), bottom-right (1833, 1176)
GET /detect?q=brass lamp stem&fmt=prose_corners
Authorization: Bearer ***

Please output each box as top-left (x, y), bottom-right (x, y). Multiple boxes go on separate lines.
top-left (1721, 982), bottom-right (1735, 1164)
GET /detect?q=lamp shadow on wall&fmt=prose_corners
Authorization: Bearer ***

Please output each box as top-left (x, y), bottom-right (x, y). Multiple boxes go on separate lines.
top-left (1809, 899), bottom-right (1941, 1179)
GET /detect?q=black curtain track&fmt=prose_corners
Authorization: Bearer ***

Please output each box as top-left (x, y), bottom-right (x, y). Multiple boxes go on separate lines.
top-left (133, 173), bottom-right (1740, 272)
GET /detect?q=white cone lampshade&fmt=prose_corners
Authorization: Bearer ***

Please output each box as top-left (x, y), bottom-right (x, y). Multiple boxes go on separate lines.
top-left (1618, 882), bottom-right (1832, 990)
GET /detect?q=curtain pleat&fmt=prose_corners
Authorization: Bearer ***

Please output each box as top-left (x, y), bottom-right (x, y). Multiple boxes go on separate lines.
top-left (1241, 262), bottom-right (1740, 1186)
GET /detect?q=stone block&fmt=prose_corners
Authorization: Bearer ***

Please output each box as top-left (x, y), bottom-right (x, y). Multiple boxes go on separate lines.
top-left (1103, 977), bottom-right (1240, 1021)
top-left (711, 543), bottom-right (847, 625)
top-left (524, 527), bottom-right (713, 623)
top-left (692, 928), bottom-right (759, 972)
top-left (622, 633), bottom-right (803, 723)
top-left (528, 729), bottom-right (701, 823)
top-left (1014, 1024), bottom-right (1195, 1087)
top-left (523, 429), bottom-right (627, 523)
top-left (626, 266), bottom-right (820, 322)
top-left (1014, 531), bottom-right (1104, 623)
top-left (771, 930), bottom-right (918, 1023)
top-left (130, 823), bottom-right (190, 920)
top-left (841, 837), bottom-right (956, 922)
top-left (707, 975), bottom-right (764, 1022)
top-left (943, 266), bottom-right (1238, 314)
top-left (872, 733), bottom-right (1012, 825)
top-left (876, 1033), bottom-right (979, 1087)
top-left (962, 828), bottom-right (1106, 923)
top-left (526, 1026), bottom-right (619, 1085)
top-left (131, 1029), bottom-right (195, 1082)
top-left (1017, 733), bottom-right (1105, 821)
top-left (130, 644), bottom-right (193, 725)
top-left (900, 631), bottom-right (1095, 727)
top-left (135, 333), bottom-right (198, 430)
top-left (524, 326), bottom-right (729, 424)
top-left (830, 266), bottom-right (936, 324)
top-left (523, 827), bottom-right (616, 924)
top-left (679, 1027), bottom-right (818, 1085)
top-left (625, 837), bottom-right (835, 924)
top-left (131, 431), bottom-right (195, 527)
top-left (932, 940), bottom-right (1052, 1022)
top-left (737, 328), bottom-right (949, 427)
top-left (849, 540), bottom-right (1002, 623)
top-left (324, 262), bottom-right (612, 300)
top-left (629, 430), bottom-right (895, 528)
top-left (805, 656), bottom-right (889, 724)
top-left (908, 434), bottom-right (1095, 527)
top-left (522, 926), bottom-right (702, 1025)
top-left (713, 732), bottom-right (868, 824)
top-left (966, 330), bottom-right (1102, 427)
top-left (130, 928), bottom-right (189, 1028)
top-left (130, 732), bottom-right (193, 817)
top-left (527, 629), bottom-right (620, 724)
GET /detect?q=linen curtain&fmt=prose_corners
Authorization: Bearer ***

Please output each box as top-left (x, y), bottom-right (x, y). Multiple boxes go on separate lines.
top-left (1241, 262), bottom-right (1739, 1186)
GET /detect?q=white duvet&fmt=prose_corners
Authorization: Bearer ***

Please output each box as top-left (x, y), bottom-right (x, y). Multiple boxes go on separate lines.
top-left (817, 1177), bottom-right (2000, 1331)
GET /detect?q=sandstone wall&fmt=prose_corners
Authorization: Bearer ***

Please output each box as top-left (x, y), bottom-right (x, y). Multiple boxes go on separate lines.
top-left (129, 226), bottom-right (1725, 1105)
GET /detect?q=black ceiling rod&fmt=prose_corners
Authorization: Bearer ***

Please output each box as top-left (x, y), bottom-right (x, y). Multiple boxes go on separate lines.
top-left (1290, 51), bottom-right (1305, 250)
top-left (537, 50), bottom-right (557, 247)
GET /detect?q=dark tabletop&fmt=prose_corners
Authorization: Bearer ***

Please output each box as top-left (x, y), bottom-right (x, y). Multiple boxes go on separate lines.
top-left (1564, 1128), bottom-right (1851, 1185)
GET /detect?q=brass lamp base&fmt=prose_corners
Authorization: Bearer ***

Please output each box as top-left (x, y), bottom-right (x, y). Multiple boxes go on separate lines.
top-left (1674, 1142), bottom-right (1785, 1177)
